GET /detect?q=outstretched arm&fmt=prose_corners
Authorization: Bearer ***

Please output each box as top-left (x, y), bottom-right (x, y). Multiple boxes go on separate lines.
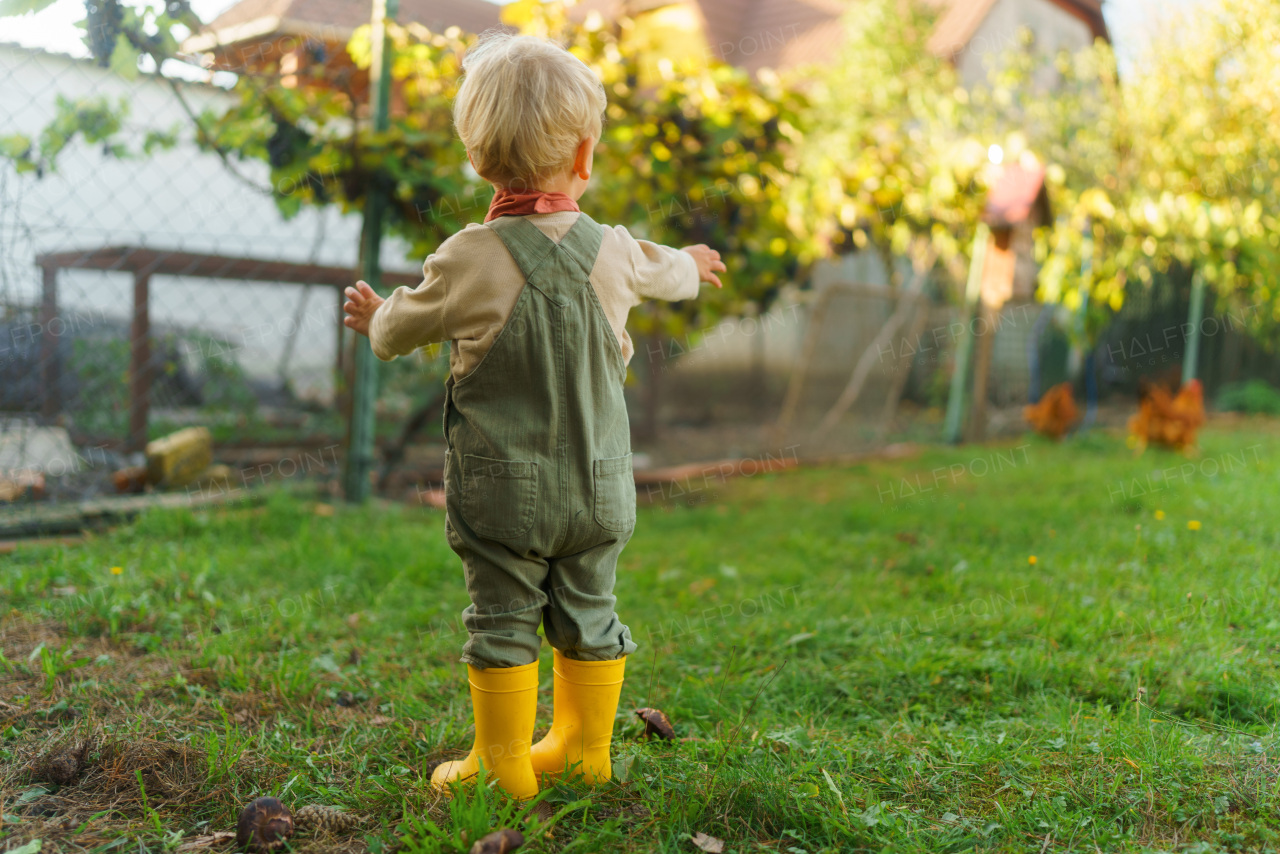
top-left (609, 225), bottom-right (726, 303)
top-left (344, 255), bottom-right (450, 362)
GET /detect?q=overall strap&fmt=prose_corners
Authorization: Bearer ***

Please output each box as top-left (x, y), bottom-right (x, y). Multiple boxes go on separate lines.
top-left (487, 213), bottom-right (604, 302)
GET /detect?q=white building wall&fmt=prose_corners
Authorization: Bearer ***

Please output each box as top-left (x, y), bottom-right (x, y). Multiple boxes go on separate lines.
top-left (0, 44), bottom-right (421, 400)
top-left (955, 0), bottom-right (1095, 86)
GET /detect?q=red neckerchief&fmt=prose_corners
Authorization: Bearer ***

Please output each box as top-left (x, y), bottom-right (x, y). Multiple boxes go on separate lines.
top-left (484, 186), bottom-right (580, 222)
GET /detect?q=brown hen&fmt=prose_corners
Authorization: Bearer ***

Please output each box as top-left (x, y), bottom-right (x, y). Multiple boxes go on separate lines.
top-left (1023, 382), bottom-right (1080, 439)
top-left (1129, 379), bottom-right (1205, 452)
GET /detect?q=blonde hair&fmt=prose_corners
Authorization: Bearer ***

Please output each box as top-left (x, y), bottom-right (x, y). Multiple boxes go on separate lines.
top-left (454, 32), bottom-right (606, 189)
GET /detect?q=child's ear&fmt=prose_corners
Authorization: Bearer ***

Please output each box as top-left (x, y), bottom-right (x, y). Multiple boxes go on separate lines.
top-left (574, 136), bottom-right (594, 181)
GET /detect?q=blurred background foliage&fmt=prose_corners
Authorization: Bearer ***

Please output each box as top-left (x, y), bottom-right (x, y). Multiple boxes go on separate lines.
top-left (3, 0), bottom-right (1278, 349)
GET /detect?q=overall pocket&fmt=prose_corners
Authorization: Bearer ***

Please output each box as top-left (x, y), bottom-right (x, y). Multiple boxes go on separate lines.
top-left (593, 454), bottom-right (636, 532)
top-left (460, 454), bottom-right (538, 540)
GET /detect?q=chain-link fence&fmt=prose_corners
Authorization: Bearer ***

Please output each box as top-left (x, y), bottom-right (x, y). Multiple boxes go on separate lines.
top-left (5, 36), bottom-right (1278, 513)
top-left (647, 263), bottom-right (1280, 465)
top-left (0, 42), bottom-right (436, 507)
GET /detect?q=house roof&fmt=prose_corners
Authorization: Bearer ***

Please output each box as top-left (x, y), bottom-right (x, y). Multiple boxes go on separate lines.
top-left (927, 0), bottom-right (1001, 58)
top-left (574, 0), bottom-right (1109, 73)
top-left (185, 0), bottom-right (504, 53)
top-left (731, 0), bottom-right (848, 73)
top-left (569, 0), bottom-right (848, 72)
top-left (186, 0), bottom-right (1110, 73)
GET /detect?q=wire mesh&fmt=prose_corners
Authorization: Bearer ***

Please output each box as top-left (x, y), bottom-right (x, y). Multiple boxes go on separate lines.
top-left (4, 31), bottom-right (1278, 511)
top-left (0, 42), bottom-right (431, 504)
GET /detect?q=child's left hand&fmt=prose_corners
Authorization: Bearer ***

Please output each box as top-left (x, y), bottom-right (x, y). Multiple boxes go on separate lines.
top-left (343, 280), bottom-right (385, 337)
top-left (680, 245), bottom-right (726, 289)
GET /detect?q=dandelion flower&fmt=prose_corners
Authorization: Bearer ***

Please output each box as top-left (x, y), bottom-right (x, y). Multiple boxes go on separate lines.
top-left (1028, 555), bottom-right (1037, 566)
top-left (110, 566), bottom-right (123, 575)
top-left (1187, 520), bottom-right (1201, 531)
top-left (1155, 510), bottom-right (1165, 520)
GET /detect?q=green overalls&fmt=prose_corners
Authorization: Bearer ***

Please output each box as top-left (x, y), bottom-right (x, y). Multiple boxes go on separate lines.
top-left (442, 212), bottom-right (639, 670)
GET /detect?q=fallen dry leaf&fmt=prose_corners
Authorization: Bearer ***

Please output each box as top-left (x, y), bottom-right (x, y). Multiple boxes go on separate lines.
top-left (469, 828), bottom-right (524, 854)
top-left (691, 831), bottom-right (725, 852)
top-left (635, 707), bottom-right (676, 740)
top-left (369, 715), bottom-right (394, 726)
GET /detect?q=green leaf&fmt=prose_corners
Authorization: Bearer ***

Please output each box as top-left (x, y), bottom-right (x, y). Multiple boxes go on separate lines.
top-left (611, 753), bottom-right (635, 783)
top-left (142, 127), bottom-right (179, 155)
top-left (275, 188), bottom-right (303, 219)
top-left (108, 33), bottom-right (139, 80)
top-left (15, 787), bottom-right (49, 807)
top-left (0, 133), bottom-right (32, 159)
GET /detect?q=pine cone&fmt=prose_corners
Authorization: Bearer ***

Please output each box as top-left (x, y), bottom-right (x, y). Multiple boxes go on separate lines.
top-left (45, 755), bottom-right (81, 786)
top-left (236, 797), bottom-right (294, 852)
top-left (294, 804), bottom-right (361, 835)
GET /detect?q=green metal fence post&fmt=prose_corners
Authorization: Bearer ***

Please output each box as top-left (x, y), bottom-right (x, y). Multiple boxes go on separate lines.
top-left (1182, 270), bottom-right (1206, 385)
top-left (943, 223), bottom-right (990, 444)
top-left (343, 0), bottom-right (399, 503)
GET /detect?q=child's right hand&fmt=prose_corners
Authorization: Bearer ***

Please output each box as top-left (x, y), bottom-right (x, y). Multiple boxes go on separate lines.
top-left (343, 280), bottom-right (385, 337)
top-left (681, 245), bottom-right (726, 289)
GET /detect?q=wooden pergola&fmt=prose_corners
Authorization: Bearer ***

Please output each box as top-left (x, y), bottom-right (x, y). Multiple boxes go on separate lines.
top-left (35, 246), bottom-right (421, 452)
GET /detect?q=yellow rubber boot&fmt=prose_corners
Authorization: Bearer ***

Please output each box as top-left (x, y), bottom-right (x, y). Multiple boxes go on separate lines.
top-left (530, 651), bottom-right (625, 784)
top-left (430, 661), bottom-right (539, 800)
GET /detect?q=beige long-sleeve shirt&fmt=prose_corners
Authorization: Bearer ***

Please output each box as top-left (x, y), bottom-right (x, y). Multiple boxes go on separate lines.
top-left (369, 211), bottom-right (700, 379)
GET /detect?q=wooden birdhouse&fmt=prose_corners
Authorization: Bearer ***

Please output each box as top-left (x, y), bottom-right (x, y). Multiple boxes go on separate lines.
top-left (980, 160), bottom-right (1051, 310)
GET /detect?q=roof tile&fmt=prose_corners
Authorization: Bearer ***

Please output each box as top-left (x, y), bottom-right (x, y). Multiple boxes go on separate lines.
top-left (203, 0), bottom-right (503, 44)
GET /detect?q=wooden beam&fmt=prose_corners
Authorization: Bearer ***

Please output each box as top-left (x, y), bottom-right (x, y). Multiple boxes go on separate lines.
top-left (34, 246), bottom-right (421, 289)
top-left (129, 272), bottom-right (151, 454)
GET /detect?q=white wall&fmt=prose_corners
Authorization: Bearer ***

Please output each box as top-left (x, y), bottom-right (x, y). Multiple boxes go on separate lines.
top-left (0, 44), bottom-right (420, 400)
top-left (956, 0), bottom-right (1095, 86)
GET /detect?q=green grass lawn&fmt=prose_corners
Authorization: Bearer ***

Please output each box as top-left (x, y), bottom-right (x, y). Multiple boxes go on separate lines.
top-left (2, 420), bottom-right (1279, 853)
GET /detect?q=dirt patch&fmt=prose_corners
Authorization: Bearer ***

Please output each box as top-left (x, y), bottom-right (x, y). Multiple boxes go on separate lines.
top-left (23, 730), bottom-right (97, 787)
top-left (0, 618), bottom-right (380, 851)
top-left (1, 725), bottom-right (205, 849)
top-left (11, 727), bottom-right (210, 806)
top-left (2, 725), bottom-right (373, 852)
top-left (0, 617), bottom-right (230, 728)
